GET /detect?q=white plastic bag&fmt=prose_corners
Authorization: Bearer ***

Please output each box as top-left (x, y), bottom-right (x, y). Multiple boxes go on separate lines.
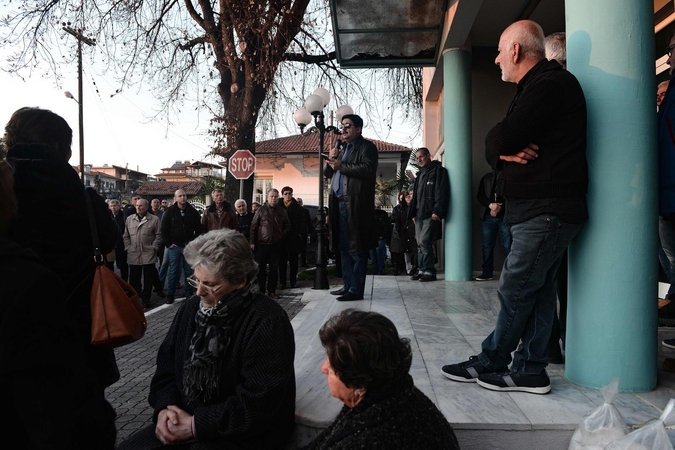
top-left (568, 378), bottom-right (628, 450)
top-left (604, 398), bottom-right (675, 450)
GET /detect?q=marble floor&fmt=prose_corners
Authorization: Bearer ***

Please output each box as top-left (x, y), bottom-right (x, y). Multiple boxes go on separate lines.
top-left (291, 274), bottom-right (675, 449)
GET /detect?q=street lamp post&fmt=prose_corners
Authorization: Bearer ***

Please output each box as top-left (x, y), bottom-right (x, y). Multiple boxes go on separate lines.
top-left (294, 88), bottom-right (353, 290)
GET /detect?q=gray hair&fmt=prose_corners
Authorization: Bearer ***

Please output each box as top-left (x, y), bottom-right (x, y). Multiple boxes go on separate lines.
top-left (267, 188), bottom-right (279, 196)
top-left (184, 229), bottom-right (258, 285)
top-left (212, 188), bottom-right (224, 196)
top-left (136, 198), bottom-right (149, 207)
top-left (545, 32), bottom-right (566, 69)
top-left (235, 198), bottom-right (247, 208)
top-left (109, 199), bottom-right (120, 206)
top-left (659, 81), bottom-right (669, 90)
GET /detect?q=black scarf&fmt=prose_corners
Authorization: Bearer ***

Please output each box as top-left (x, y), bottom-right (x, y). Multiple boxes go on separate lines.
top-left (183, 284), bottom-right (253, 403)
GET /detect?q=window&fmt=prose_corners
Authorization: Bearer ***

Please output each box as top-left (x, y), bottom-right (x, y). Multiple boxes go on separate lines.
top-left (254, 177), bottom-right (274, 205)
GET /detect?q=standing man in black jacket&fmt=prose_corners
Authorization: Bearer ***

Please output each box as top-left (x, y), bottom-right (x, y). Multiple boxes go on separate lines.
top-left (475, 170), bottom-right (512, 281)
top-left (407, 147), bottom-right (449, 282)
top-left (108, 199), bottom-right (130, 281)
top-left (161, 189), bottom-right (202, 304)
top-left (325, 114), bottom-right (378, 302)
top-left (441, 20), bottom-right (588, 395)
top-left (278, 186), bottom-right (304, 289)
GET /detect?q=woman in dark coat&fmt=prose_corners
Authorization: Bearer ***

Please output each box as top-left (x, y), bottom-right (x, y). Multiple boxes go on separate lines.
top-left (118, 229), bottom-right (296, 450)
top-left (301, 309), bottom-right (460, 450)
top-left (0, 161), bottom-right (117, 449)
top-left (390, 191), bottom-right (410, 276)
top-left (5, 107), bottom-right (120, 390)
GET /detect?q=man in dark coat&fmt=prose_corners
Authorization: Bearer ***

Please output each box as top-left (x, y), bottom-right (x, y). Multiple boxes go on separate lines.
top-left (161, 189), bottom-right (202, 304)
top-left (5, 107), bottom-right (120, 390)
top-left (108, 198), bottom-right (129, 281)
top-left (278, 186), bottom-right (304, 288)
top-left (407, 147), bottom-right (449, 282)
top-left (325, 114), bottom-right (378, 301)
top-left (297, 198), bottom-right (312, 267)
top-left (475, 170), bottom-right (512, 281)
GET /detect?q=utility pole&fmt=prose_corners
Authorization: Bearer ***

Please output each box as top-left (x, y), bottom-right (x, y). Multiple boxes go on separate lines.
top-left (62, 25), bottom-right (95, 183)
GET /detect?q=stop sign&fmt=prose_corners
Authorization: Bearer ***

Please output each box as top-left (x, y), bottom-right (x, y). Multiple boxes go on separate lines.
top-left (228, 150), bottom-right (256, 180)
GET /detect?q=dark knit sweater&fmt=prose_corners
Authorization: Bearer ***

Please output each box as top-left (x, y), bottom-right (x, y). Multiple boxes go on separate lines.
top-left (485, 59), bottom-right (588, 200)
top-left (120, 291), bottom-right (296, 450)
top-left (300, 375), bottom-right (459, 450)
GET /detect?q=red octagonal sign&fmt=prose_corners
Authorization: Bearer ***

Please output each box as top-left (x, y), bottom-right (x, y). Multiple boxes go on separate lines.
top-left (228, 149), bottom-right (256, 180)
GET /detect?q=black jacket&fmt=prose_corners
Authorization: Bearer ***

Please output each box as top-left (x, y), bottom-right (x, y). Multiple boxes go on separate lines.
top-left (161, 202), bottom-right (202, 247)
top-left (477, 171), bottom-right (505, 220)
top-left (282, 198), bottom-right (307, 249)
top-left (0, 238), bottom-right (117, 450)
top-left (300, 375), bottom-right (459, 450)
top-left (408, 160), bottom-right (450, 221)
top-left (485, 59), bottom-right (588, 200)
top-left (325, 136), bottom-right (379, 255)
top-left (123, 291), bottom-right (296, 450)
top-left (7, 143), bottom-right (120, 388)
top-left (112, 210), bottom-right (126, 252)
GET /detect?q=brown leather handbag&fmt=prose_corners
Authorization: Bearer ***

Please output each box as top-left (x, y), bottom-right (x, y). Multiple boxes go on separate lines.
top-left (85, 189), bottom-right (147, 347)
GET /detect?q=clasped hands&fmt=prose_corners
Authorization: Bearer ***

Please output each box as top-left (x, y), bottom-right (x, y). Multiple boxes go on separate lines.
top-left (489, 203), bottom-right (503, 217)
top-left (156, 405), bottom-right (194, 445)
top-left (499, 143), bottom-right (539, 165)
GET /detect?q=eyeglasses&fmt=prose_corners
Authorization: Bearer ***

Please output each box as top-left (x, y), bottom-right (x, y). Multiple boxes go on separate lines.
top-left (667, 42), bottom-right (675, 57)
top-left (282, 192), bottom-right (292, 196)
top-left (341, 123), bottom-right (353, 130)
top-left (186, 275), bottom-right (224, 295)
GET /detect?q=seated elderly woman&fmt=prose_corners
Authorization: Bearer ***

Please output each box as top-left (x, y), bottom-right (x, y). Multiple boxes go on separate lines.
top-left (302, 309), bottom-right (460, 450)
top-left (118, 229), bottom-right (296, 450)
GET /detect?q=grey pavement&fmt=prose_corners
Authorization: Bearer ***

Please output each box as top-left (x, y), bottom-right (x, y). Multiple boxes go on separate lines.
top-left (108, 283), bottom-right (311, 445)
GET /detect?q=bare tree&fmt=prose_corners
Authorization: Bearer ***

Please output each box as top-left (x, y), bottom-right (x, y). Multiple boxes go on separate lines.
top-left (0, 0), bottom-right (422, 201)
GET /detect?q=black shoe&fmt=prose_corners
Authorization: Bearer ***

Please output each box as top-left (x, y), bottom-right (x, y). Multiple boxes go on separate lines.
top-left (330, 287), bottom-right (348, 295)
top-left (155, 290), bottom-right (166, 299)
top-left (165, 294), bottom-right (174, 305)
top-left (663, 339), bottom-right (675, 349)
top-left (337, 292), bottom-right (364, 302)
top-left (290, 284), bottom-right (297, 288)
top-left (280, 284), bottom-right (287, 290)
top-left (475, 273), bottom-right (493, 281)
top-left (441, 356), bottom-right (502, 383)
top-left (477, 370), bottom-right (551, 395)
top-left (547, 342), bottom-right (564, 364)
top-left (419, 274), bottom-right (437, 282)
top-left (410, 272), bottom-right (423, 280)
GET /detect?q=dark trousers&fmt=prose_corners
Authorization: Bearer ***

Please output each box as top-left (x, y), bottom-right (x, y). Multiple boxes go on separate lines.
top-left (279, 246), bottom-right (299, 287)
top-left (300, 233), bottom-right (308, 266)
top-left (256, 243), bottom-right (280, 295)
top-left (549, 250), bottom-right (568, 353)
top-left (129, 264), bottom-right (157, 304)
top-left (115, 249), bottom-right (129, 282)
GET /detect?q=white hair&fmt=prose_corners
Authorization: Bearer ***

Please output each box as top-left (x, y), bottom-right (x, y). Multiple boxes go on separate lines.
top-left (545, 32), bottom-right (566, 69)
top-left (235, 198), bottom-right (247, 208)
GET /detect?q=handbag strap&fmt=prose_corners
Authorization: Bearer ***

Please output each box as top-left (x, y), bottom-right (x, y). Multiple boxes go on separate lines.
top-left (83, 188), bottom-right (104, 265)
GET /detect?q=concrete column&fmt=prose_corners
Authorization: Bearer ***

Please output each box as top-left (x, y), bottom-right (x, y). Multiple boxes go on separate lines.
top-left (565, 0), bottom-right (657, 391)
top-left (442, 48), bottom-right (473, 281)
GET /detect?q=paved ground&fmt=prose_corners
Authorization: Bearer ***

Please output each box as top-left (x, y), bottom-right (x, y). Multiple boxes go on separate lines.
top-left (108, 282), bottom-right (311, 445)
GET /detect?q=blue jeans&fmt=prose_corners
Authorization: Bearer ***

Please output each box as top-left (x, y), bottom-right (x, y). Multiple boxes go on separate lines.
top-left (659, 217), bottom-right (675, 299)
top-left (339, 201), bottom-right (368, 296)
top-left (164, 246), bottom-right (194, 296)
top-left (369, 238), bottom-right (387, 274)
top-left (416, 217), bottom-right (440, 275)
top-left (481, 215), bottom-right (513, 276)
top-left (478, 214), bottom-right (582, 375)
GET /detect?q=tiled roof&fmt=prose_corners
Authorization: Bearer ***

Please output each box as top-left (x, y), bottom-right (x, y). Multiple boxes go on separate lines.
top-left (256, 134), bottom-right (411, 154)
top-left (134, 181), bottom-right (202, 196)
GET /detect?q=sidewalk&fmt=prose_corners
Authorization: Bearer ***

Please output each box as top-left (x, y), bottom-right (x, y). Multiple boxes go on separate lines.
top-left (109, 283), bottom-right (311, 444)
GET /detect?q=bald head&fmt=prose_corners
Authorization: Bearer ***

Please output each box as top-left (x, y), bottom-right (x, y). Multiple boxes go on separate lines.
top-left (174, 189), bottom-right (187, 208)
top-left (496, 20), bottom-right (546, 84)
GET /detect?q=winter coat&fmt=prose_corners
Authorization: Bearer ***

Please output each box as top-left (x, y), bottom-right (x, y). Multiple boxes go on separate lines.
top-left (477, 170), bottom-right (505, 220)
top-left (659, 71), bottom-right (675, 215)
top-left (390, 202), bottom-right (414, 254)
top-left (299, 375), bottom-right (459, 450)
top-left (250, 203), bottom-right (291, 246)
top-left (7, 143), bottom-right (120, 389)
top-left (201, 201), bottom-right (239, 233)
top-left (118, 291), bottom-right (296, 450)
top-left (123, 213), bottom-right (162, 265)
top-left (282, 198), bottom-right (306, 249)
top-left (408, 160), bottom-right (449, 222)
top-left (0, 237), bottom-right (117, 450)
top-left (161, 202), bottom-right (202, 247)
top-left (325, 136), bottom-right (379, 255)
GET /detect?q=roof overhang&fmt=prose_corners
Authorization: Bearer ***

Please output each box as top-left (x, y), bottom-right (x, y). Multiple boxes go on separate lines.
top-left (329, 0), bottom-right (449, 68)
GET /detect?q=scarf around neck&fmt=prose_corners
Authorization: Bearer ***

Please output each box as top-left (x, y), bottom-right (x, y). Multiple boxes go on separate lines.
top-left (183, 284), bottom-right (253, 403)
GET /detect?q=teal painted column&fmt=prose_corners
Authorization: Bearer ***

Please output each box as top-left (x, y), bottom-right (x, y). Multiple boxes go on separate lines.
top-left (443, 48), bottom-right (472, 281)
top-left (565, 0), bottom-right (657, 391)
